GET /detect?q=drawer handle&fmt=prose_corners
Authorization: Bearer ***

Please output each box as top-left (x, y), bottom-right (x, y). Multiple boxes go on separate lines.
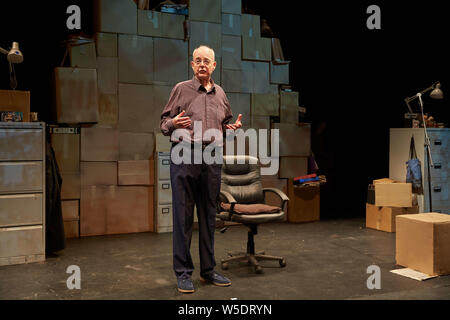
top-left (162, 159), bottom-right (170, 165)
top-left (162, 208), bottom-right (170, 214)
top-left (433, 163), bottom-right (441, 169)
top-left (433, 186), bottom-right (441, 192)
top-left (162, 183), bottom-right (170, 189)
top-left (434, 140), bottom-right (442, 145)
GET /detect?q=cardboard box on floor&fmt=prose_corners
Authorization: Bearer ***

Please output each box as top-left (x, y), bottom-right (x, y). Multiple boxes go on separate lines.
top-left (396, 213), bottom-right (450, 276)
top-left (62, 200), bottom-right (79, 238)
top-left (369, 179), bottom-right (413, 207)
top-left (366, 203), bottom-right (419, 232)
top-left (60, 172), bottom-right (81, 200)
top-left (287, 179), bottom-right (320, 223)
top-left (53, 68), bottom-right (99, 124)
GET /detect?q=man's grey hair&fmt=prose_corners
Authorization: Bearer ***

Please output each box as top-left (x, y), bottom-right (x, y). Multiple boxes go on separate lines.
top-left (192, 45), bottom-right (215, 61)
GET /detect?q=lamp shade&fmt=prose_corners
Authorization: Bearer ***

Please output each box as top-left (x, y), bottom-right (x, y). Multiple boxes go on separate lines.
top-left (430, 83), bottom-right (443, 99)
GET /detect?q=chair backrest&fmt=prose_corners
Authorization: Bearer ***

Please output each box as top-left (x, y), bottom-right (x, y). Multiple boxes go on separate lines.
top-left (220, 155), bottom-right (264, 204)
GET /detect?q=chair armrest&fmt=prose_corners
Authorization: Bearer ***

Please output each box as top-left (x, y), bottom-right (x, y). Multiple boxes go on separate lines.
top-left (219, 190), bottom-right (237, 212)
top-left (263, 187), bottom-right (289, 212)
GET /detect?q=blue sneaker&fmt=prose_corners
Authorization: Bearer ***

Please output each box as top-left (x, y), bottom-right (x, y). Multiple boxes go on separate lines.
top-left (177, 277), bottom-right (195, 293)
top-left (200, 271), bottom-right (231, 287)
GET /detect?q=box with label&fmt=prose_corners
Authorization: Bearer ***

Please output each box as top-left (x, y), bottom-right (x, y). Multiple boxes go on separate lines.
top-left (95, 32), bottom-right (117, 57)
top-left (69, 42), bottom-right (97, 69)
top-left (94, 0), bottom-right (137, 34)
top-left (118, 35), bottom-right (154, 84)
top-left (396, 213), bottom-right (450, 275)
top-left (53, 68), bottom-right (99, 124)
top-left (189, 0), bottom-right (221, 23)
top-left (366, 203), bottom-right (419, 232)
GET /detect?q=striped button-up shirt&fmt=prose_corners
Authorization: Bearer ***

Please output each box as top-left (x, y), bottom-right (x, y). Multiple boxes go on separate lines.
top-left (160, 77), bottom-right (233, 144)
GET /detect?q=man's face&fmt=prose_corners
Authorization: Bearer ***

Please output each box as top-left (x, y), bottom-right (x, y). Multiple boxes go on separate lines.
top-left (191, 47), bottom-right (216, 82)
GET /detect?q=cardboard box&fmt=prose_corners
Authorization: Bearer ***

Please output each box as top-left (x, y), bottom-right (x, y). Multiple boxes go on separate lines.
top-left (154, 38), bottom-right (188, 84)
top-left (273, 123), bottom-right (311, 157)
top-left (189, 0), bottom-right (221, 23)
top-left (118, 83), bottom-right (170, 133)
top-left (222, 0), bottom-right (241, 14)
top-left (0, 90), bottom-right (30, 123)
top-left (69, 42), bottom-right (97, 69)
top-left (155, 132), bottom-right (172, 152)
top-left (221, 69), bottom-right (241, 93)
top-left (162, 12), bottom-right (186, 39)
top-left (80, 186), bottom-right (154, 236)
top-left (242, 36), bottom-right (271, 61)
top-left (240, 61), bottom-right (271, 94)
top-left (366, 203), bottom-right (419, 232)
top-left (51, 131), bottom-right (80, 173)
top-left (118, 35), bottom-right (154, 84)
top-left (270, 61), bottom-right (289, 84)
top-left (81, 161), bottom-right (118, 186)
top-left (189, 21), bottom-right (222, 57)
top-left (119, 132), bottom-right (154, 160)
top-left (251, 93), bottom-right (279, 116)
top-left (241, 14), bottom-right (260, 37)
top-left (227, 93), bottom-right (250, 127)
top-left (95, 33), bottom-right (117, 57)
top-left (396, 213), bottom-right (450, 275)
top-left (118, 160), bottom-right (155, 185)
top-left (98, 94), bottom-right (118, 125)
top-left (222, 35), bottom-right (241, 70)
top-left (280, 104), bottom-right (299, 124)
top-left (80, 126), bottom-right (119, 161)
top-left (138, 9), bottom-right (162, 37)
top-left (280, 90), bottom-right (299, 108)
top-left (279, 157), bottom-right (308, 179)
top-left (53, 68), bottom-right (99, 124)
top-left (370, 180), bottom-right (413, 207)
top-left (61, 172), bottom-right (81, 200)
top-left (222, 13), bottom-right (241, 36)
top-left (94, 0), bottom-right (137, 34)
top-left (287, 179), bottom-right (320, 223)
top-left (62, 200), bottom-right (79, 220)
top-left (97, 57), bottom-right (118, 95)
top-left (63, 220), bottom-right (79, 238)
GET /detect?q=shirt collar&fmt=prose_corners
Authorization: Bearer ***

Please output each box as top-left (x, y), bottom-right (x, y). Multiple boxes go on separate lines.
top-left (192, 76), bottom-right (216, 93)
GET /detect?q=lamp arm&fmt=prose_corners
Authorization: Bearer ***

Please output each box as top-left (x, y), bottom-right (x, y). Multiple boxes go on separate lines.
top-left (0, 47), bottom-right (9, 55)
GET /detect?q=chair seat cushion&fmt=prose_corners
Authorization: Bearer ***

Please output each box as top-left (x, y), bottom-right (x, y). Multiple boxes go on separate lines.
top-left (220, 202), bottom-right (281, 215)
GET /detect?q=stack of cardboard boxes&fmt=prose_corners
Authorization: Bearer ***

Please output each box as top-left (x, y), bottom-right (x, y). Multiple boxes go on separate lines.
top-left (366, 178), bottom-right (419, 232)
top-left (51, 0), bottom-right (312, 235)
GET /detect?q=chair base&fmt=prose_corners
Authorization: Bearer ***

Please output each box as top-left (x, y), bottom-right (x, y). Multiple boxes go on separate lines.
top-left (221, 251), bottom-right (286, 274)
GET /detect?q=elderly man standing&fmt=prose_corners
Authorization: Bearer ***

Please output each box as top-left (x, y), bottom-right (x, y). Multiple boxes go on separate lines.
top-left (160, 45), bottom-right (242, 293)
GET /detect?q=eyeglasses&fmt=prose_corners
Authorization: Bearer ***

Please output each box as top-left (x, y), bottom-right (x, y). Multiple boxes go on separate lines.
top-left (193, 58), bottom-right (213, 66)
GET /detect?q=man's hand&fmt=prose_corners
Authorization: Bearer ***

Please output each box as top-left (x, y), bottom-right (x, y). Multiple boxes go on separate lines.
top-left (172, 110), bottom-right (192, 129)
top-left (225, 114), bottom-right (242, 130)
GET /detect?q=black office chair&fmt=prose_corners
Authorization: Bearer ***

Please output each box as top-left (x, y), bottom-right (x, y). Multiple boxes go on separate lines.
top-left (217, 155), bottom-right (289, 273)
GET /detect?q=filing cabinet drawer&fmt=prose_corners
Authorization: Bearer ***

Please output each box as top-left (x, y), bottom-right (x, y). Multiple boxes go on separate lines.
top-left (0, 128), bottom-right (43, 161)
top-left (428, 131), bottom-right (449, 156)
top-left (429, 154), bottom-right (449, 181)
top-left (157, 154), bottom-right (171, 180)
top-left (428, 182), bottom-right (449, 202)
top-left (156, 205), bottom-right (172, 233)
top-left (0, 162), bottom-right (43, 193)
top-left (0, 194), bottom-right (43, 227)
top-left (0, 225), bottom-right (44, 258)
top-left (157, 180), bottom-right (172, 204)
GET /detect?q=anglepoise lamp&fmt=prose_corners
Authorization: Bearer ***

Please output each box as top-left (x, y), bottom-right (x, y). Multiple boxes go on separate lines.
top-left (404, 81), bottom-right (444, 212)
top-left (0, 41), bottom-right (24, 89)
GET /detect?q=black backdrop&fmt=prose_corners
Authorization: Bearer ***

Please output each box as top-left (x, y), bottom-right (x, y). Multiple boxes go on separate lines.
top-left (1, 1), bottom-right (448, 219)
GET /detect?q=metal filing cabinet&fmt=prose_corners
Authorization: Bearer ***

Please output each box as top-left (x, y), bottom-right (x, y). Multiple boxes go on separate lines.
top-left (390, 128), bottom-right (450, 213)
top-left (0, 122), bottom-right (46, 266)
top-left (155, 152), bottom-right (172, 233)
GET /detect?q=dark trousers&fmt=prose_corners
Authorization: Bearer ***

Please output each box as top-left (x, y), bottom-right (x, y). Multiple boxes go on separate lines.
top-left (170, 150), bottom-right (222, 280)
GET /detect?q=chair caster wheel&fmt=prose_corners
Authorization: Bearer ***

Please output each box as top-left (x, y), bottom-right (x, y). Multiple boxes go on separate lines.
top-left (221, 263), bottom-right (229, 270)
top-left (255, 265), bottom-right (263, 274)
top-left (279, 259), bottom-right (286, 267)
